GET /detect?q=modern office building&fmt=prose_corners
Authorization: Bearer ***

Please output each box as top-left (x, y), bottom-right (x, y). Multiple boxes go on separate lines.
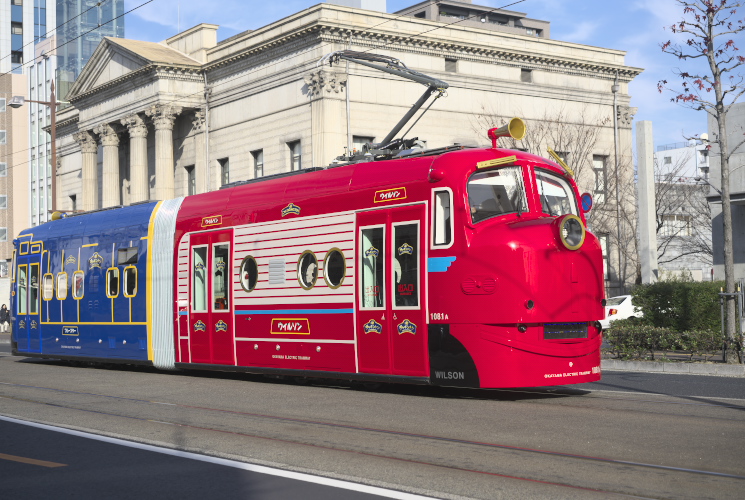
top-left (0, 73), bottom-right (29, 301)
top-left (56, 0), bottom-right (125, 102)
top-left (652, 140), bottom-right (713, 281)
top-left (707, 102), bottom-right (745, 284)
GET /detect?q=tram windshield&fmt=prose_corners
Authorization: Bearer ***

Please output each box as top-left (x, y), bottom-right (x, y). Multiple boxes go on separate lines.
top-left (467, 166), bottom-right (527, 223)
top-left (535, 169), bottom-right (578, 216)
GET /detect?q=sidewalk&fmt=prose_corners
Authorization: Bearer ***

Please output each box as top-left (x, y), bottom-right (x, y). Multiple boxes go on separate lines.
top-left (602, 358), bottom-right (745, 377)
top-left (0, 332), bottom-right (9, 345)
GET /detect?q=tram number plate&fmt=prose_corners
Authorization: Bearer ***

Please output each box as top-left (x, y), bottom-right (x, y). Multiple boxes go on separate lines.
top-left (544, 323), bottom-right (588, 339)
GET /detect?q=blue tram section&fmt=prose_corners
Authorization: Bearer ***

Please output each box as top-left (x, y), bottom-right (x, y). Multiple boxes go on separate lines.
top-left (12, 203), bottom-right (157, 362)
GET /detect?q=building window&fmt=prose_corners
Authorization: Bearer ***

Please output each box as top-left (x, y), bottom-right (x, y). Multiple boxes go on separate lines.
top-left (445, 58), bottom-right (457, 72)
top-left (0, 196), bottom-right (6, 209)
top-left (288, 141), bottom-right (302, 171)
top-left (252, 150), bottom-right (263, 178)
top-left (0, 99), bottom-right (5, 112)
top-left (219, 158), bottom-right (230, 186)
top-left (0, 261), bottom-right (7, 278)
top-left (663, 156), bottom-right (672, 164)
top-left (0, 228), bottom-right (7, 242)
top-left (70, 194), bottom-right (77, 212)
top-left (11, 22), bottom-right (23, 35)
top-left (0, 131), bottom-right (6, 145)
top-left (414, 12), bottom-right (425, 18)
top-left (0, 163), bottom-right (7, 177)
top-left (185, 165), bottom-right (195, 195)
top-left (592, 155), bottom-right (607, 204)
top-left (661, 214), bottom-right (692, 237)
top-left (353, 136), bottom-right (374, 154)
top-left (521, 69), bottom-right (533, 83)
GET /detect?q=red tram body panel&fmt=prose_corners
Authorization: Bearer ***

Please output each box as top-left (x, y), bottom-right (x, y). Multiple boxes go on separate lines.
top-left (169, 146), bottom-right (604, 388)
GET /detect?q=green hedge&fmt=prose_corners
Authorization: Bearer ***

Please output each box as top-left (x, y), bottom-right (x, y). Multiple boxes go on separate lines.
top-left (604, 279), bottom-right (727, 360)
top-left (604, 319), bottom-right (725, 360)
top-left (631, 279), bottom-right (723, 332)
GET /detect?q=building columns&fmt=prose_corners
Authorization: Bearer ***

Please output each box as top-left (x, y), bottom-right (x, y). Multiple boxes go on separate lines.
top-left (122, 113), bottom-right (149, 203)
top-left (74, 130), bottom-right (98, 211)
top-left (146, 104), bottom-right (182, 201)
top-left (94, 123), bottom-right (120, 208)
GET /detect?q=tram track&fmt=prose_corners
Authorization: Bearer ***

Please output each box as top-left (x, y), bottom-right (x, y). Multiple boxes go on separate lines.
top-left (2, 379), bottom-right (744, 491)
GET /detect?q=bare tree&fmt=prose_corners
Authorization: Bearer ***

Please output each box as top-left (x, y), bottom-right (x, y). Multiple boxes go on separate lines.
top-left (659, 0), bottom-right (745, 361)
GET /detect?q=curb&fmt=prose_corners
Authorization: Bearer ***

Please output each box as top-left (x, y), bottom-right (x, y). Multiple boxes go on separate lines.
top-left (602, 359), bottom-right (745, 377)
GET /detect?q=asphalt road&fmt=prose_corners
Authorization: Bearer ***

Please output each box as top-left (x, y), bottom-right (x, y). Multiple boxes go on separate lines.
top-left (1, 351), bottom-right (744, 499)
top-left (0, 418), bottom-right (398, 500)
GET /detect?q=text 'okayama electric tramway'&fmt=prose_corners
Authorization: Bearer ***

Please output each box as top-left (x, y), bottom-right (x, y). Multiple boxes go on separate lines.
top-left (11, 51), bottom-right (606, 388)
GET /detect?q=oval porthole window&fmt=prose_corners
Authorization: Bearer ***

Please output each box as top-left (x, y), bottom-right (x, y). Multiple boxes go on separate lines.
top-left (239, 256), bottom-right (258, 292)
top-left (324, 249), bottom-right (346, 289)
top-left (297, 251), bottom-right (318, 290)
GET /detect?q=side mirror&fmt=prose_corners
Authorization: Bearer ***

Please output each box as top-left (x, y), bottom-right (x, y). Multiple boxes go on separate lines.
top-left (580, 192), bottom-right (593, 213)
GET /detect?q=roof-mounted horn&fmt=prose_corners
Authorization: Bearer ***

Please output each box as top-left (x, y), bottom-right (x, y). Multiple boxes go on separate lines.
top-left (488, 117), bottom-right (526, 148)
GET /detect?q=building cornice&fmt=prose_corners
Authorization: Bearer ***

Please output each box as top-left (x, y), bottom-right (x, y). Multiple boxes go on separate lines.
top-left (203, 15), bottom-right (640, 83)
top-left (70, 64), bottom-right (204, 104)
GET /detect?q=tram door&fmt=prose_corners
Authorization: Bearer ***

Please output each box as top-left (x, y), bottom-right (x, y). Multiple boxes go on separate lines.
top-left (356, 205), bottom-right (428, 376)
top-left (15, 241), bottom-right (43, 353)
top-left (188, 230), bottom-right (235, 365)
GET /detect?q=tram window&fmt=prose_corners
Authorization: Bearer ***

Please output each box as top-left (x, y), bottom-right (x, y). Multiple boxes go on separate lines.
top-left (123, 267), bottom-right (137, 297)
top-left (433, 190), bottom-right (452, 246)
top-left (394, 223), bottom-right (419, 307)
top-left (117, 247), bottom-right (138, 266)
top-left (106, 268), bottom-right (119, 298)
top-left (29, 264), bottom-right (40, 314)
top-left (57, 272), bottom-right (68, 300)
top-left (324, 249), bottom-right (346, 289)
top-left (535, 169), bottom-right (578, 216)
top-left (239, 256), bottom-right (258, 292)
top-left (42, 274), bottom-right (54, 301)
top-left (297, 251), bottom-right (318, 290)
top-left (193, 247), bottom-right (208, 312)
top-left (72, 271), bottom-right (84, 300)
top-left (361, 227), bottom-right (385, 309)
top-left (213, 244), bottom-right (230, 311)
top-left (17, 265), bottom-right (27, 314)
top-left (11, 250), bottom-right (15, 282)
top-left (468, 166), bottom-right (527, 223)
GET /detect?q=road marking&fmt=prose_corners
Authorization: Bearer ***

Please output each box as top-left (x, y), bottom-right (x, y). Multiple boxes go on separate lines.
top-left (0, 415), bottom-right (435, 500)
top-left (0, 452), bottom-right (66, 468)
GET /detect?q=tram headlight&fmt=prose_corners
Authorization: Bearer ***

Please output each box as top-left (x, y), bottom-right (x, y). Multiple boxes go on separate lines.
top-left (557, 214), bottom-right (586, 251)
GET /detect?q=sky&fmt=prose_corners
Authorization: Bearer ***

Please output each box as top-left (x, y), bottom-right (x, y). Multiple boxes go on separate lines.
top-left (121, 0), bottom-right (744, 148)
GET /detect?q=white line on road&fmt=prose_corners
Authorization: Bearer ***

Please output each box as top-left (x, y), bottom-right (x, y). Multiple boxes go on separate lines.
top-left (0, 415), bottom-right (437, 500)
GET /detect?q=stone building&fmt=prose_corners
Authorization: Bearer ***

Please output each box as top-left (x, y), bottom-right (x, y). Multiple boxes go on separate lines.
top-left (54, 2), bottom-right (641, 294)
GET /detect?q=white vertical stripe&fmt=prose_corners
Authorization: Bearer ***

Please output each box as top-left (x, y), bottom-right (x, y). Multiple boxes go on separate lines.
top-left (151, 198), bottom-right (184, 370)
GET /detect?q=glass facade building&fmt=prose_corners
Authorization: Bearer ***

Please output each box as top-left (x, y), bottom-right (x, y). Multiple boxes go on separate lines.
top-left (56, 0), bottom-right (125, 102)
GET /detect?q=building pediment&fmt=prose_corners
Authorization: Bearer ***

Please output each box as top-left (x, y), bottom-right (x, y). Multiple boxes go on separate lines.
top-left (67, 37), bottom-right (202, 102)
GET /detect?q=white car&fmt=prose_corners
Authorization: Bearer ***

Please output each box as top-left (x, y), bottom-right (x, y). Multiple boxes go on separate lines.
top-left (600, 295), bottom-right (643, 330)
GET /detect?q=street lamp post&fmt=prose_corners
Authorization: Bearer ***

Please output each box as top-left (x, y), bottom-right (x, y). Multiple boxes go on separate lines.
top-left (9, 80), bottom-right (63, 215)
